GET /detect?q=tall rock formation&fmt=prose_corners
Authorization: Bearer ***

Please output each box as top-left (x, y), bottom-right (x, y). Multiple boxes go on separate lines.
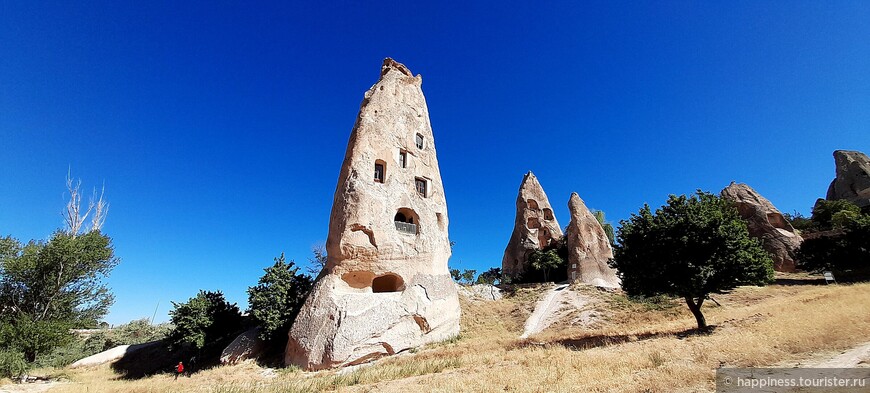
top-left (502, 172), bottom-right (563, 279)
top-left (826, 150), bottom-right (870, 209)
top-left (565, 193), bottom-right (620, 288)
top-left (721, 182), bottom-right (803, 272)
top-left (285, 59), bottom-right (460, 370)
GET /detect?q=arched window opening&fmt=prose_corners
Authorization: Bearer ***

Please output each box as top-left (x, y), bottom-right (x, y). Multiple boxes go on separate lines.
top-left (527, 199), bottom-right (539, 210)
top-left (394, 208), bottom-right (419, 234)
top-left (543, 208), bottom-right (554, 220)
top-left (374, 160), bottom-right (386, 183)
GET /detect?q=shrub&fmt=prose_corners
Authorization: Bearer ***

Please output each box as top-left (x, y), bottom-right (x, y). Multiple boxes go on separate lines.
top-left (0, 350), bottom-right (28, 379)
top-left (168, 291), bottom-right (243, 350)
top-left (247, 254), bottom-right (313, 343)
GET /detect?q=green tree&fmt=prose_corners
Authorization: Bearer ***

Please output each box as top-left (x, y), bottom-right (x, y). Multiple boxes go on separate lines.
top-left (797, 214), bottom-right (870, 280)
top-left (593, 210), bottom-right (615, 245)
top-left (475, 268), bottom-right (502, 285)
top-left (449, 268), bottom-right (461, 282)
top-left (248, 253), bottom-right (314, 343)
top-left (168, 291), bottom-right (243, 350)
top-left (0, 231), bottom-right (118, 361)
top-left (811, 199), bottom-right (862, 229)
top-left (305, 243), bottom-right (327, 276)
top-left (610, 191), bottom-right (774, 330)
top-left (528, 249), bottom-right (563, 283)
top-left (460, 269), bottom-right (476, 285)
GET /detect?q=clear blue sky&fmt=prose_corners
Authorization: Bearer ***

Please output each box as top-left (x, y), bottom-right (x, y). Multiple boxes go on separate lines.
top-left (1, 2), bottom-right (868, 325)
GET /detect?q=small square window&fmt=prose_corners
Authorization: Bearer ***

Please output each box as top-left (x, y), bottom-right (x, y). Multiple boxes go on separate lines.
top-left (571, 264), bottom-right (577, 269)
top-left (415, 178), bottom-right (427, 197)
top-left (415, 133), bottom-right (424, 149)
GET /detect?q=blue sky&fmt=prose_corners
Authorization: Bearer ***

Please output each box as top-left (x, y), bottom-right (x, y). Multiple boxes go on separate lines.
top-left (1, 2), bottom-right (868, 325)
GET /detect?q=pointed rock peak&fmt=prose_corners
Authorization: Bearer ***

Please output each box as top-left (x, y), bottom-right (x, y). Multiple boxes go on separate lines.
top-left (381, 57), bottom-right (414, 77)
top-left (502, 171), bottom-right (563, 279)
top-left (565, 192), bottom-right (619, 288)
top-left (721, 182), bottom-right (802, 272)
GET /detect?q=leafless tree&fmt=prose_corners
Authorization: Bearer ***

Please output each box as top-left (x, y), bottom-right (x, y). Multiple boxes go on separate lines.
top-left (63, 170), bottom-right (109, 236)
top-left (307, 242), bottom-right (328, 275)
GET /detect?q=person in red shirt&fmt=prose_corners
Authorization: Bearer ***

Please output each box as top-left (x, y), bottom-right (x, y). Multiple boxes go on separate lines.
top-left (175, 361), bottom-right (184, 380)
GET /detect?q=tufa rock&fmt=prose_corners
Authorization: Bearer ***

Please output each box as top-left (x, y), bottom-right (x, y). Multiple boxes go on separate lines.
top-left (70, 341), bottom-right (160, 368)
top-left (285, 58), bottom-right (460, 370)
top-left (501, 171), bottom-right (563, 279)
top-left (826, 150), bottom-right (870, 208)
top-left (721, 182), bottom-right (803, 272)
top-left (221, 327), bottom-right (266, 365)
top-left (565, 193), bottom-right (620, 288)
top-left (455, 283), bottom-right (503, 301)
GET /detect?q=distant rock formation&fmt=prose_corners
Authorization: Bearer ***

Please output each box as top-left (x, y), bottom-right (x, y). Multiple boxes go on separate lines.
top-left (285, 59), bottom-right (460, 370)
top-left (721, 182), bottom-right (803, 272)
top-left (456, 283), bottom-right (503, 301)
top-left (501, 171), bottom-right (563, 279)
top-left (564, 193), bottom-right (620, 288)
top-left (826, 150), bottom-right (870, 209)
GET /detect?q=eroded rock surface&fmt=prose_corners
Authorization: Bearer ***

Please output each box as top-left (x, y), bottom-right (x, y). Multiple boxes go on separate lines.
top-left (221, 327), bottom-right (265, 365)
top-left (502, 172), bottom-right (563, 279)
top-left (721, 182), bottom-right (803, 272)
top-left (285, 58), bottom-right (460, 370)
top-left (826, 150), bottom-right (870, 209)
top-left (565, 193), bottom-right (620, 288)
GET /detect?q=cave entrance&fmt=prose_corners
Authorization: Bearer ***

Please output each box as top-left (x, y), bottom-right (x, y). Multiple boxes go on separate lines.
top-left (372, 273), bottom-right (405, 293)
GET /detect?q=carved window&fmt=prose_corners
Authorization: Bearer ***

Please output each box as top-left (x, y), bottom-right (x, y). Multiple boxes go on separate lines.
top-left (415, 133), bottom-right (424, 149)
top-left (374, 161), bottom-right (385, 183)
top-left (399, 151), bottom-right (407, 168)
top-left (415, 178), bottom-right (427, 197)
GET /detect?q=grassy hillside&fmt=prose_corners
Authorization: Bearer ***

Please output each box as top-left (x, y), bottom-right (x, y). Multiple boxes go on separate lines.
top-left (36, 279), bottom-right (870, 392)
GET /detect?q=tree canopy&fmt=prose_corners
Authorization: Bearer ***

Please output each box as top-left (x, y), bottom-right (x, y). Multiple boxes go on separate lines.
top-left (247, 253), bottom-right (313, 343)
top-left (610, 191), bottom-right (774, 329)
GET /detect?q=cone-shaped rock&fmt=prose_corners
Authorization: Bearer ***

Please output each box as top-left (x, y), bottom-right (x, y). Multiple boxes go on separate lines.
top-left (502, 171), bottom-right (563, 279)
top-left (285, 59), bottom-right (460, 370)
top-left (826, 150), bottom-right (870, 209)
top-left (721, 182), bottom-right (803, 272)
top-left (565, 193), bottom-right (620, 288)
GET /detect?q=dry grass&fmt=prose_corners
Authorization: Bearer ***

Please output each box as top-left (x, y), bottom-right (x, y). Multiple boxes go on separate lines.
top-left (35, 281), bottom-right (870, 392)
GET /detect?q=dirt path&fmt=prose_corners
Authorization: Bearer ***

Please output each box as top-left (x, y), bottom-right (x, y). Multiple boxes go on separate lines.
top-left (520, 284), bottom-right (595, 339)
top-left (807, 341), bottom-right (870, 368)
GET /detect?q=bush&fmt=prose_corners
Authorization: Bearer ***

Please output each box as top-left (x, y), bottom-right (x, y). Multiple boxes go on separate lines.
top-left (812, 199), bottom-right (862, 229)
top-left (168, 291), bottom-right (243, 350)
top-left (247, 254), bottom-right (313, 343)
top-left (797, 215), bottom-right (870, 280)
top-left (0, 350), bottom-right (28, 379)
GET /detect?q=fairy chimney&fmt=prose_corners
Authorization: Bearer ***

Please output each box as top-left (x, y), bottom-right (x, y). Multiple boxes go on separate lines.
top-left (721, 182), bottom-right (803, 272)
top-left (565, 193), bottom-right (620, 288)
top-left (285, 58), bottom-right (460, 370)
top-left (501, 172), bottom-right (563, 279)
top-left (826, 150), bottom-right (870, 209)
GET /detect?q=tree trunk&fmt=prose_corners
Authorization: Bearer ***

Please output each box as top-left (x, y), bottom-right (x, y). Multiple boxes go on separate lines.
top-left (684, 296), bottom-right (707, 330)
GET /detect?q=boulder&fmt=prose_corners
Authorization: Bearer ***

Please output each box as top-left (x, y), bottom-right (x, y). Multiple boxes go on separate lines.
top-left (721, 182), bottom-right (803, 272)
top-left (826, 150), bottom-right (870, 209)
top-left (565, 193), bottom-right (620, 288)
top-left (221, 327), bottom-right (266, 365)
top-left (285, 59), bottom-right (460, 370)
top-left (456, 283), bottom-right (503, 301)
top-left (501, 171), bottom-right (563, 279)
top-left (70, 341), bottom-right (160, 368)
